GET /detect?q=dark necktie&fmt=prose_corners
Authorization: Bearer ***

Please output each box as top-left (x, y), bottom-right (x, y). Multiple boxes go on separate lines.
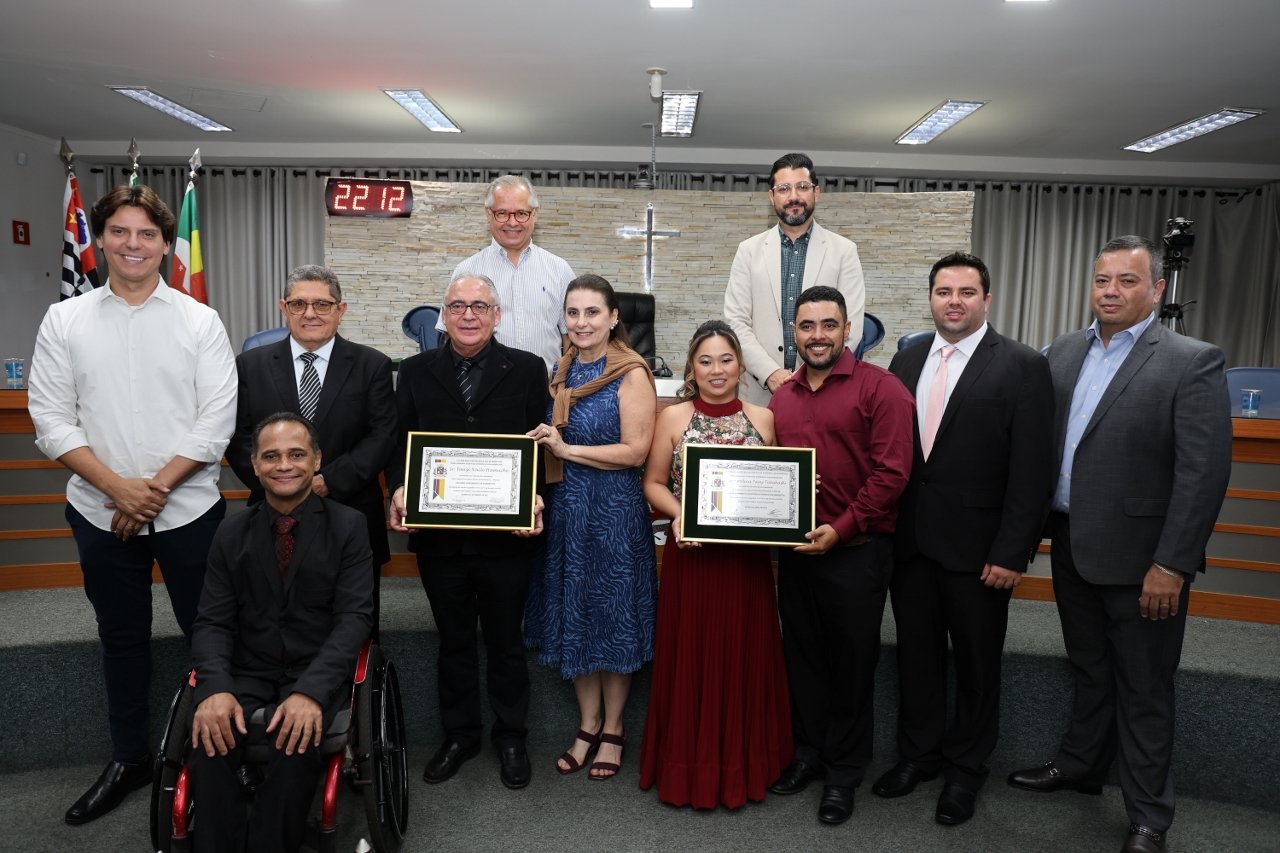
top-left (273, 514), bottom-right (298, 577)
top-left (298, 352), bottom-right (321, 421)
top-left (456, 357), bottom-right (475, 409)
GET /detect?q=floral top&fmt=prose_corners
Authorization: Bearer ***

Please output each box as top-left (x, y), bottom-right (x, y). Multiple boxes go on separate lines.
top-left (670, 397), bottom-right (765, 499)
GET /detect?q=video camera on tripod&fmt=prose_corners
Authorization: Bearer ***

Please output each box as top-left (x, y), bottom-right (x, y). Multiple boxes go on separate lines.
top-left (1160, 217), bottom-right (1196, 331)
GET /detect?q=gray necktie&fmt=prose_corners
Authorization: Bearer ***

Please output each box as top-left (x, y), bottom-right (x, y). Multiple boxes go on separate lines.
top-left (298, 352), bottom-right (321, 421)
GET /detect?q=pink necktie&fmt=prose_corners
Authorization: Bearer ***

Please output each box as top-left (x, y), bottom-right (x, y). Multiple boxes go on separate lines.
top-left (922, 345), bottom-right (956, 460)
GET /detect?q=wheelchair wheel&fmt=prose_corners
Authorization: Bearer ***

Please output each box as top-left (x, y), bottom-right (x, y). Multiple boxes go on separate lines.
top-left (151, 671), bottom-right (196, 853)
top-left (356, 647), bottom-right (408, 853)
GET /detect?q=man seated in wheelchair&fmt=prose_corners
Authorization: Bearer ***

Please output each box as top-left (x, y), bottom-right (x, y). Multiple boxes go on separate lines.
top-left (190, 411), bottom-right (374, 853)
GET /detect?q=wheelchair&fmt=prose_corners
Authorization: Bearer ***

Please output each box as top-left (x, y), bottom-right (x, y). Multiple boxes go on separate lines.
top-left (150, 641), bottom-right (409, 853)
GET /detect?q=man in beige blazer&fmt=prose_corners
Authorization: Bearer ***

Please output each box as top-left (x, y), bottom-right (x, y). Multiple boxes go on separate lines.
top-left (724, 153), bottom-right (865, 404)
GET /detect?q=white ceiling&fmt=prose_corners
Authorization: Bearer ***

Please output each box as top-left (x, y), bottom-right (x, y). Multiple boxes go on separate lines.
top-left (3, 0), bottom-right (1278, 186)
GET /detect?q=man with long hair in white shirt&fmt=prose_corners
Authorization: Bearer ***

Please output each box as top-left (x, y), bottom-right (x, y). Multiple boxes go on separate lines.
top-left (28, 184), bottom-right (238, 827)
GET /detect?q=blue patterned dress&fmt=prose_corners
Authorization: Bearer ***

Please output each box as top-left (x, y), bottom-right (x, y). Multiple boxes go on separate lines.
top-left (524, 356), bottom-right (657, 679)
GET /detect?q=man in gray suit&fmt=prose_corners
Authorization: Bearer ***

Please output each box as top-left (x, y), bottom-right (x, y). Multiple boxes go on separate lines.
top-left (723, 152), bottom-right (865, 405)
top-left (1007, 235), bottom-right (1232, 853)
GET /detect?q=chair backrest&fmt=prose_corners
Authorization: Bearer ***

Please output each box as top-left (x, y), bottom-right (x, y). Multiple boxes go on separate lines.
top-left (616, 292), bottom-right (656, 366)
top-left (855, 312), bottom-right (885, 360)
top-left (241, 327), bottom-right (290, 353)
top-left (1225, 367), bottom-right (1280, 417)
top-left (897, 330), bottom-right (933, 352)
top-left (401, 305), bottom-right (443, 352)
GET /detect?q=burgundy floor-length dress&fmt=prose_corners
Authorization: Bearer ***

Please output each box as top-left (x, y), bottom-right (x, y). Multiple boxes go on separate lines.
top-left (639, 397), bottom-right (792, 809)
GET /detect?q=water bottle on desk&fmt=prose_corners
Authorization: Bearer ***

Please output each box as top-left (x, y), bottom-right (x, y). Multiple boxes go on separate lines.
top-left (4, 357), bottom-right (23, 390)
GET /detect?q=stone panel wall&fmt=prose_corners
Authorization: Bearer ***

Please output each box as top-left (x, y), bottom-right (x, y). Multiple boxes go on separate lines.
top-left (326, 183), bottom-right (973, 371)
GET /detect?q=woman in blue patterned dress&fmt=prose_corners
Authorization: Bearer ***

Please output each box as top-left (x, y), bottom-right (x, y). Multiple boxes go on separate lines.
top-left (525, 274), bottom-right (657, 780)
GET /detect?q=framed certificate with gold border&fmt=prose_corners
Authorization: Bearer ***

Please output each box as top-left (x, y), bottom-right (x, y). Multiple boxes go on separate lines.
top-left (678, 444), bottom-right (815, 546)
top-left (403, 432), bottom-right (538, 530)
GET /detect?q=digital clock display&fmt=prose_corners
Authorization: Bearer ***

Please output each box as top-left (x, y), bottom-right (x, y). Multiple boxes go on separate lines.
top-left (325, 178), bottom-right (414, 218)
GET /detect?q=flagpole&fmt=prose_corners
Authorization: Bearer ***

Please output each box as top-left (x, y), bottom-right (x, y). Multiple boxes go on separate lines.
top-left (59, 139), bottom-right (100, 299)
top-left (173, 148), bottom-right (208, 303)
top-left (126, 138), bottom-right (140, 186)
top-left (59, 137), bottom-right (75, 176)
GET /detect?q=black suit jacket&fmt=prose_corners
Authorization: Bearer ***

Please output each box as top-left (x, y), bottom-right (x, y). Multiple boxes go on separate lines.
top-left (229, 335), bottom-right (397, 564)
top-left (888, 326), bottom-right (1056, 573)
top-left (192, 494), bottom-right (374, 718)
top-left (388, 340), bottom-right (550, 559)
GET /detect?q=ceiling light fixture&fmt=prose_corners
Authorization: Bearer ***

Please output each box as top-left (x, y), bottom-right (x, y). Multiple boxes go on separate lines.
top-left (650, 0), bottom-right (693, 8)
top-left (109, 87), bottom-right (232, 132)
top-left (661, 91), bottom-right (700, 137)
top-left (383, 89), bottom-right (462, 132)
top-left (895, 100), bottom-right (986, 145)
top-left (1123, 108), bottom-right (1263, 153)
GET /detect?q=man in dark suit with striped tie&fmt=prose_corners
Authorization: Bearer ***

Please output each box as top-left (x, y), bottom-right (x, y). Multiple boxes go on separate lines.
top-left (389, 273), bottom-right (549, 791)
top-left (228, 265), bottom-right (397, 634)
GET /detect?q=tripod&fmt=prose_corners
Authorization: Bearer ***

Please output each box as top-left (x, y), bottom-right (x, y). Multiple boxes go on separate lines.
top-left (1160, 218), bottom-right (1196, 334)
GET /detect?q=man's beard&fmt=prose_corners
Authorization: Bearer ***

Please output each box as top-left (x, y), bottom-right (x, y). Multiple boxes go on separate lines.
top-left (775, 201), bottom-right (814, 227)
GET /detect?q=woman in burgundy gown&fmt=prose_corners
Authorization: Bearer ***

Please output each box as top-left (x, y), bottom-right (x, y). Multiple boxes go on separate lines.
top-left (639, 320), bottom-right (792, 809)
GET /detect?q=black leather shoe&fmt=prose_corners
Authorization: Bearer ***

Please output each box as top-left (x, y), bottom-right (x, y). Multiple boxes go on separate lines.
top-left (1122, 824), bottom-right (1167, 852)
top-left (64, 756), bottom-right (152, 825)
top-left (872, 759), bottom-right (939, 798)
top-left (1007, 761), bottom-right (1102, 795)
top-left (422, 740), bottom-right (480, 784)
top-left (934, 782), bottom-right (977, 826)
top-left (498, 745), bottom-right (531, 790)
top-left (817, 786), bottom-right (855, 825)
top-left (769, 759), bottom-right (826, 795)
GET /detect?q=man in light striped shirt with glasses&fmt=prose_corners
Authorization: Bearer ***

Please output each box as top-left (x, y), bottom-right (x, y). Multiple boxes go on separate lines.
top-left (438, 175), bottom-right (575, 375)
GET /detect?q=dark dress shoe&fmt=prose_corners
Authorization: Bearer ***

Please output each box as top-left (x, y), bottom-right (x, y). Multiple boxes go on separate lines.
top-left (422, 740), bottom-right (480, 784)
top-left (1122, 824), bottom-right (1167, 852)
top-left (872, 759), bottom-right (939, 798)
top-left (769, 759), bottom-right (825, 795)
top-left (817, 786), bottom-right (855, 825)
top-left (498, 745), bottom-right (531, 790)
top-left (65, 756), bottom-right (152, 825)
top-left (1007, 761), bottom-right (1102, 795)
top-left (934, 782), bottom-right (977, 826)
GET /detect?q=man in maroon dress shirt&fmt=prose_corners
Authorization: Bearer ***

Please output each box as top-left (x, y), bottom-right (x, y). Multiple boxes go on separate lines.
top-left (766, 285), bottom-right (915, 827)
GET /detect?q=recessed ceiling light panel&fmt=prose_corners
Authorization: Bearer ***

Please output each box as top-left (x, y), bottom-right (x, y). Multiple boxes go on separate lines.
top-left (650, 0), bottom-right (694, 8)
top-left (895, 100), bottom-right (986, 145)
top-left (383, 89), bottom-right (462, 133)
top-left (1124, 108), bottom-right (1263, 153)
top-left (661, 91), bottom-right (700, 137)
top-left (109, 87), bottom-right (232, 132)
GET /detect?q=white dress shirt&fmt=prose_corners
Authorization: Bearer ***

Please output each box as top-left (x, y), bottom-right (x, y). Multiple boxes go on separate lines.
top-left (290, 335), bottom-right (336, 386)
top-left (29, 279), bottom-right (238, 532)
top-left (438, 240), bottom-right (575, 373)
top-left (915, 323), bottom-right (988, 428)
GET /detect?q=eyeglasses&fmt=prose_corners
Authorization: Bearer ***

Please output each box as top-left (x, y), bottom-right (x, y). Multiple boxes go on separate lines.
top-left (488, 208), bottom-right (534, 223)
top-left (770, 181), bottom-right (817, 195)
top-left (284, 299), bottom-right (338, 315)
top-left (445, 301), bottom-right (495, 316)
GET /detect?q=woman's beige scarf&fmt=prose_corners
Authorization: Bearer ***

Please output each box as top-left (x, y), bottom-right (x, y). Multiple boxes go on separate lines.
top-left (544, 339), bottom-right (654, 483)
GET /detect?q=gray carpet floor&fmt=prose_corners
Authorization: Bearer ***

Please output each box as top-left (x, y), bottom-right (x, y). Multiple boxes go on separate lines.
top-left (3, 580), bottom-right (1278, 852)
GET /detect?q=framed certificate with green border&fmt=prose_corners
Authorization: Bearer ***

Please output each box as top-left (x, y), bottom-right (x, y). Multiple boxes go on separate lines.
top-left (678, 444), bottom-right (815, 546)
top-left (403, 432), bottom-right (538, 530)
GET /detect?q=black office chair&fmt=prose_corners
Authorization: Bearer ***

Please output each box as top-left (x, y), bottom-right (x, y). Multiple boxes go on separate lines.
top-left (150, 641), bottom-right (408, 853)
top-left (616, 292), bottom-right (670, 375)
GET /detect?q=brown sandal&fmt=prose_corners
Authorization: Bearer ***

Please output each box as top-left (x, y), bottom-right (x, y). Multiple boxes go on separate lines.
top-left (556, 727), bottom-right (602, 775)
top-left (589, 731), bottom-right (626, 781)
